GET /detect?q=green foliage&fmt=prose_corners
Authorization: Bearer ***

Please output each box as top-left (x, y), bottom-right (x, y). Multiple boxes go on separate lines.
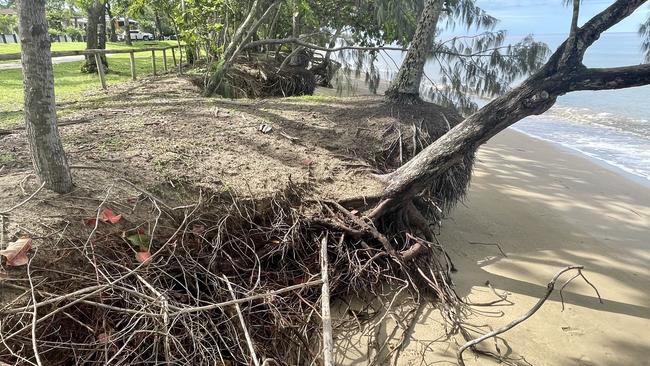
top-left (0, 14), bottom-right (16, 34)
top-left (427, 33), bottom-right (550, 113)
top-left (45, 0), bottom-right (74, 32)
top-left (640, 15), bottom-right (650, 63)
top-left (64, 25), bottom-right (83, 39)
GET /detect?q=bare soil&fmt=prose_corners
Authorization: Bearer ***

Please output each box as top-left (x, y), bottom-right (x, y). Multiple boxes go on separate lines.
top-left (0, 74), bottom-right (460, 240)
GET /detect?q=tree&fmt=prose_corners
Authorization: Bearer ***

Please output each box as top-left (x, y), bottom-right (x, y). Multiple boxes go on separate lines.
top-left (106, 0), bottom-right (117, 41)
top-left (384, 0), bottom-right (549, 111)
top-left (16, 0), bottom-right (73, 193)
top-left (80, 0), bottom-right (107, 73)
top-left (385, 0), bottom-right (444, 102)
top-left (373, 0), bottom-right (650, 218)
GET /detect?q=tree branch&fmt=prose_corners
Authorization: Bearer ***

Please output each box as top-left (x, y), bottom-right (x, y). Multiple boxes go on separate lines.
top-left (559, 0), bottom-right (580, 67)
top-left (553, 0), bottom-right (647, 67)
top-left (568, 64), bottom-right (650, 91)
top-left (241, 37), bottom-right (408, 53)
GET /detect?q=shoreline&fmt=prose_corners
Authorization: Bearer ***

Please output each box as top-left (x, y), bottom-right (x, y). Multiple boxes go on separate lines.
top-left (510, 125), bottom-right (650, 189)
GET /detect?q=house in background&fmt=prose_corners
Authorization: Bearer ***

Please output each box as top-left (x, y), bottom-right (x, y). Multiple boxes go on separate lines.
top-left (0, 8), bottom-right (16, 16)
top-left (70, 16), bottom-right (88, 30)
top-left (113, 17), bottom-right (139, 33)
top-left (0, 8), bottom-right (18, 44)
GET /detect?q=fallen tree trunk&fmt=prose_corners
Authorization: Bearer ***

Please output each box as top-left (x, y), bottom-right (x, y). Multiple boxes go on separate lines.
top-left (373, 0), bottom-right (650, 216)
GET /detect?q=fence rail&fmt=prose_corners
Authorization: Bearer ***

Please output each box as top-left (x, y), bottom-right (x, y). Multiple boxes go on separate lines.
top-left (0, 45), bottom-right (187, 90)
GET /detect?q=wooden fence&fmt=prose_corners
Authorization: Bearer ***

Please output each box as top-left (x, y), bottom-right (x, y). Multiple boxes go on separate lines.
top-left (0, 45), bottom-right (186, 90)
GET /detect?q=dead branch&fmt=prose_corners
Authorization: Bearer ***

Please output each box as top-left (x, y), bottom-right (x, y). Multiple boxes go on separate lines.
top-left (224, 275), bottom-right (261, 366)
top-left (320, 236), bottom-right (334, 366)
top-left (456, 265), bottom-right (602, 365)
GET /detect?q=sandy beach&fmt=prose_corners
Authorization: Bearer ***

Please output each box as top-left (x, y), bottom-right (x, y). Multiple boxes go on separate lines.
top-left (337, 128), bottom-right (650, 365)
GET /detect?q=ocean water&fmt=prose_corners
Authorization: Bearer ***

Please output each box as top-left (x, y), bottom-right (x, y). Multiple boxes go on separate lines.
top-left (372, 32), bottom-right (650, 183)
top-left (509, 33), bottom-right (650, 183)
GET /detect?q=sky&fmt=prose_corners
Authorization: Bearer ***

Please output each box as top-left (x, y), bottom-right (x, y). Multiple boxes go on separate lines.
top-left (474, 0), bottom-right (649, 36)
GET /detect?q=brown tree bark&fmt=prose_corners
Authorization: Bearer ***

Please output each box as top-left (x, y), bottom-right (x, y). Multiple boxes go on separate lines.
top-left (385, 0), bottom-right (443, 102)
top-left (374, 0), bottom-right (650, 217)
top-left (222, 0), bottom-right (261, 63)
top-left (106, 1), bottom-right (117, 42)
top-left (82, 0), bottom-right (102, 73)
top-left (17, 0), bottom-right (73, 193)
top-left (124, 14), bottom-right (132, 45)
top-left (154, 12), bottom-right (163, 40)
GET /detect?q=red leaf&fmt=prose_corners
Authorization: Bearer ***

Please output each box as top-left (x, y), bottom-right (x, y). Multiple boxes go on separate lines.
top-left (99, 208), bottom-right (122, 224)
top-left (0, 237), bottom-right (32, 267)
top-left (135, 251), bottom-right (152, 264)
top-left (84, 218), bottom-right (97, 226)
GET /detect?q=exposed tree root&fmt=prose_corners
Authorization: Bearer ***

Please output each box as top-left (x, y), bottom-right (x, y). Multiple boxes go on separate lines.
top-left (0, 184), bottom-right (459, 365)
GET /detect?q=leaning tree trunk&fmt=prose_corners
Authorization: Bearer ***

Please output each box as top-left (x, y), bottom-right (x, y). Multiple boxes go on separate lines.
top-left (17, 0), bottom-right (73, 193)
top-left (385, 0), bottom-right (443, 103)
top-left (82, 0), bottom-right (100, 73)
top-left (124, 15), bottom-right (132, 45)
top-left (373, 0), bottom-right (650, 219)
top-left (221, 0), bottom-right (261, 63)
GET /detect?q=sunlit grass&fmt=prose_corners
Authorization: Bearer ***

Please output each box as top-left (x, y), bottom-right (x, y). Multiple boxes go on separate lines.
top-left (284, 95), bottom-right (339, 103)
top-left (0, 47), bottom-right (184, 129)
top-left (0, 40), bottom-right (180, 55)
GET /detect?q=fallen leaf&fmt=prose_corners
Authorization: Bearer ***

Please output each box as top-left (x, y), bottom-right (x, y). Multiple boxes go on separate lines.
top-left (135, 251), bottom-right (152, 264)
top-left (99, 208), bottom-right (122, 224)
top-left (192, 224), bottom-right (205, 237)
top-left (127, 233), bottom-right (150, 252)
top-left (0, 237), bottom-right (32, 267)
top-left (97, 332), bottom-right (110, 344)
top-left (84, 218), bottom-right (97, 226)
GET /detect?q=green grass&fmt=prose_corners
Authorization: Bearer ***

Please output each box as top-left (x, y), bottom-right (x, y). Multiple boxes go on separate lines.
top-left (284, 95), bottom-right (338, 103)
top-left (0, 48), bottom-right (184, 129)
top-left (0, 40), bottom-right (180, 55)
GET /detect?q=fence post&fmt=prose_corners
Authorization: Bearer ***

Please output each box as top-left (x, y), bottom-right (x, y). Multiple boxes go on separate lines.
top-left (171, 47), bottom-right (177, 67)
top-left (162, 48), bottom-right (168, 71)
top-left (151, 50), bottom-right (157, 76)
top-left (129, 51), bottom-right (136, 80)
top-left (94, 53), bottom-right (107, 90)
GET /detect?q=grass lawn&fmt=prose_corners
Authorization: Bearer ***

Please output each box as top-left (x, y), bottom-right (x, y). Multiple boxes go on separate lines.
top-left (0, 44), bottom-right (186, 129)
top-left (0, 40), bottom-right (180, 55)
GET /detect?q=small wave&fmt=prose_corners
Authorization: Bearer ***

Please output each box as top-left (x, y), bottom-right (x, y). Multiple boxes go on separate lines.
top-left (513, 116), bottom-right (650, 184)
top-left (543, 104), bottom-right (650, 140)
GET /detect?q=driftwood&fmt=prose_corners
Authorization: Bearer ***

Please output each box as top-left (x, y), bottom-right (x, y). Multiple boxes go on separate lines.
top-left (457, 265), bottom-right (603, 365)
